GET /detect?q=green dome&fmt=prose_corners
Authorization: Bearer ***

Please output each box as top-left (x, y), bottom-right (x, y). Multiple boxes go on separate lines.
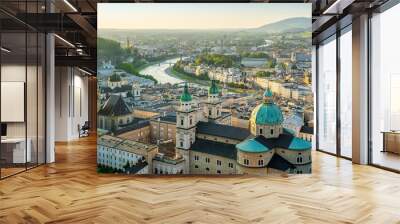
top-left (237, 138), bottom-right (270, 153)
top-left (209, 80), bottom-right (220, 95)
top-left (288, 137), bottom-right (311, 151)
top-left (180, 83), bottom-right (192, 102)
top-left (251, 103), bottom-right (283, 126)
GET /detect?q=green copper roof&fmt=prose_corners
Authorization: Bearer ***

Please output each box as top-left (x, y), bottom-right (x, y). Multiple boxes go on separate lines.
top-left (209, 80), bottom-right (220, 95)
top-left (288, 137), bottom-right (312, 151)
top-left (109, 73), bottom-right (121, 82)
top-left (264, 89), bottom-right (273, 97)
top-left (236, 138), bottom-right (270, 153)
top-left (251, 103), bottom-right (284, 126)
top-left (180, 83), bottom-right (192, 102)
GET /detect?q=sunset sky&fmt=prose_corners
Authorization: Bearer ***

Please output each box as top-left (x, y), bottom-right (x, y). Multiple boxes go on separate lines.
top-left (98, 3), bottom-right (311, 30)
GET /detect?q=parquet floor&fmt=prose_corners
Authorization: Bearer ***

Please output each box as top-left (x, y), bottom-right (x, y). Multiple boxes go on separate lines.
top-left (1, 135), bottom-right (400, 224)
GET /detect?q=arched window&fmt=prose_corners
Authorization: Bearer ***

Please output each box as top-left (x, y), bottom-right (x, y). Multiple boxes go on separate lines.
top-left (258, 160), bottom-right (264, 166)
top-left (271, 129), bottom-right (274, 135)
top-left (206, 167), bottom-right (210, 171)
top-left (181, 119), bottom-right (184, 126)
top-left (217, 170), bottom-right (221, 174)
top-left (297, 157), bottom-right (303, 163)
top-left (209, 109), bottom-right (212, 116)
top-left (244, 159), bottom-right (249, 165)
top-left (259, 128), bottom-right (263, 134)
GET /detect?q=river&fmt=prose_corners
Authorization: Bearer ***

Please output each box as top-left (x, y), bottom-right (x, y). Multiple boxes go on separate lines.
top-left (139, 57), bottom-right (183, 84)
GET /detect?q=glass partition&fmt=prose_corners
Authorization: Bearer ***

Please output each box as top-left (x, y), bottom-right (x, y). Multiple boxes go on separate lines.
top-left (339, 26), bottom-right (352, 158)
top-left (370, 3), bottom-right (400, 171)
top-left (317, 35), bottom-right (337, 154)
top-left (0, 2), bottom-right (46, 179)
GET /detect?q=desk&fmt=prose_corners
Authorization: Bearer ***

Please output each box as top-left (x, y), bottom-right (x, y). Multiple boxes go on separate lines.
top-left (1, 138), bottom-right (31, 163)
top-left (382, 131), bottom-right (400, 154)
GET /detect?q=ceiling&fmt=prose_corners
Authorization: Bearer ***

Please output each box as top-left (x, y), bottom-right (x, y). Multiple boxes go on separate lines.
top-left (0, 0), bottom-right (394, 75)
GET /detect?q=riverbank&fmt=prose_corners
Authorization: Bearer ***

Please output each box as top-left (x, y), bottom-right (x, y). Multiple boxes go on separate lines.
top-left (167, 67), bottom-right (252, 94)
top-left (167, 67), bottom-right (210, 86)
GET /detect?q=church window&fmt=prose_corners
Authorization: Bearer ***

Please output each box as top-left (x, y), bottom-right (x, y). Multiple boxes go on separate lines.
top-left (195, 165), bottom-right (199, 168)
top-left (206, 168), bottom-right (210, 171)
top-left (190, 118), bottom-right (192, 125)
top-left (271, 129), bottom-right (274, 135)
top-left (228, 163), bottom-right (233, 168)
top-left (205, 158), bottom-right (210, 163)
top-left (258, 160), bottom-right (264, 166)
top-left (244, 159), bottom-right (249, 165)
top-left (217, 160), bottom-right (222, 166)
top-left (217, 170), bottom-right (221, 174)
top-left (181, 119), bottom-right (184, 126)
top-left (259, 128), bottom-right (263, 134)
top-left (195, 155), bottom-right (199, 161)
top-left (180, 141), bottom-right (183, 147)
top-left (209, 110), bottom-right (212, 116)
top-left (297, 157), bottom-right (303, 163)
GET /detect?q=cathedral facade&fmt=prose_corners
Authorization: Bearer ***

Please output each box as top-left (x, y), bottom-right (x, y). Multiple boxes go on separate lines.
top-left (170, 81), bottom-right (312, 175)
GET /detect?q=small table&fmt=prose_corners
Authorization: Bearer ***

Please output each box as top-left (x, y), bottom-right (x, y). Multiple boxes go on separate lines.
top-left (382, 131), bottom-right (400, 154)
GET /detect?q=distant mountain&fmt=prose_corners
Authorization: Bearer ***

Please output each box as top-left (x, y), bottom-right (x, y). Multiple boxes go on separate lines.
top-left (250, 17), bottom-right (311, 33)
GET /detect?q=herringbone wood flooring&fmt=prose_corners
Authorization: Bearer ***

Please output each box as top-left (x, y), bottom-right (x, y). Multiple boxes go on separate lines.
top-left (1, 135), bottom-right (400, 224)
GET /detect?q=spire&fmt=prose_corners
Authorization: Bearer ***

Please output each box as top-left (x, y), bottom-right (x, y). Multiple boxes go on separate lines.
top-left (209, 79), bottom-right (220, 95)
top-left (180, 82), bottom-right (192, 102)
top-left (263, 88), bottom-right (273, 104)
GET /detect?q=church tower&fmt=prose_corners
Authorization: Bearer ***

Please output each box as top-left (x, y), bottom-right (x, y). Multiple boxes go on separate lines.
top-left (132, 82), bottom-right (141, 98)
top-left (205, 80), bottom-right (222, 122)
top-left (175, 83), bottom-right (197, 173)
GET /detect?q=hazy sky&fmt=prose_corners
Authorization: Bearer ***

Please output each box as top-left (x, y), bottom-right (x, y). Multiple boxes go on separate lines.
top-left (98, 3), bottom-right (311, 30)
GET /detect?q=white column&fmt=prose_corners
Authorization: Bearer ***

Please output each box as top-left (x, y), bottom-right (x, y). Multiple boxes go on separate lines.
top-left (46, 32), bottom-right (55, 163)
top-left (352, 14), bottom-right (369, 164)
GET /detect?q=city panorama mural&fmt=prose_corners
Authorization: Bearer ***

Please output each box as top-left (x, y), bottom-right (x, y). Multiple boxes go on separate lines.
top-left (97, 3), bottom-right (313, 175)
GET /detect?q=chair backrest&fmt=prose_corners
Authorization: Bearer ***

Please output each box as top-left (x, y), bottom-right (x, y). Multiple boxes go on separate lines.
top-left (82, 121), bottom-right (90, 129)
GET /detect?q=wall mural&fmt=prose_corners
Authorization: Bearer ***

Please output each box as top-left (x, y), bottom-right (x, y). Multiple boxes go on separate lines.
top-left (97, 3), bottom-right (313, 175)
